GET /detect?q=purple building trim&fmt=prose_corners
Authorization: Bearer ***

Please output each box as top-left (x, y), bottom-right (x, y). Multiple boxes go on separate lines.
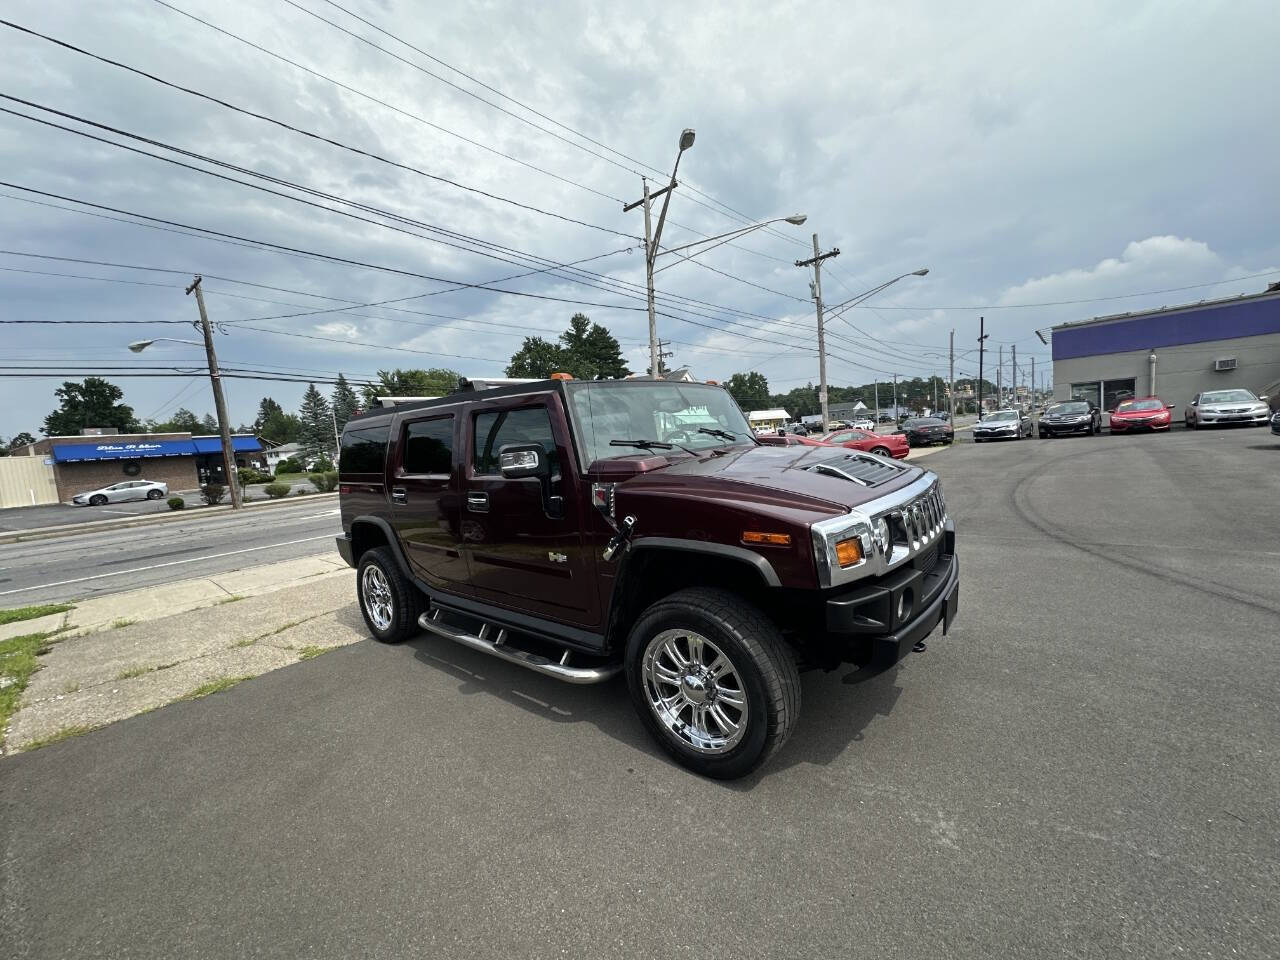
top-left (1052, 294), bottom-right (1280, 361)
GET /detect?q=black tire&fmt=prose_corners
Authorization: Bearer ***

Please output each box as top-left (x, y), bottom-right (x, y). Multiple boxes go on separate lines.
top-left (89, 494), bottom-right (107, 506)
top-left (1039, 430), bottom-right (1047, 439)
top-left (356, 546), bottom-right (425, 644)
top-left (146, 489), bottom-right (163, 500)
top-left (870, 446), bottom-right (891, 457)
top-left (624, 587), bottom-right (800, 780)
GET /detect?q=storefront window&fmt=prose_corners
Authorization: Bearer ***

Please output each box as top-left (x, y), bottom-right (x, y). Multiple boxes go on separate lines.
top-left (1070, 382), bottom-right (1101, 407)
top-left (1102, 378), bottom-right (1136, 411)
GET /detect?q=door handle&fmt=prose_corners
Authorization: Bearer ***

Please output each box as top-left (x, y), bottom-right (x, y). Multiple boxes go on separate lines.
top-left (466, 491), bottom-right (489, 513)
top-left (391, 486), bottom-right (408, 504)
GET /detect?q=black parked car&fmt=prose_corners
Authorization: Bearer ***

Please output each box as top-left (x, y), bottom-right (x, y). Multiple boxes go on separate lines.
top-left (1039, 400), bottom-right (1102, 438)
top-left (900, 417), bottom-right (954, 447)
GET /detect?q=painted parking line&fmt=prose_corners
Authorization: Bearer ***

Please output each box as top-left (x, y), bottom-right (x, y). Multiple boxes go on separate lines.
top-left (0, 535), bottom-right (337, 597)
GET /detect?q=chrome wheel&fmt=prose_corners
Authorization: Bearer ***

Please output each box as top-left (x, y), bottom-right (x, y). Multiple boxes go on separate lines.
top-left (360, 563), bottom-right (394, 631)
top-left (641, 629), bottom-right (748, 754)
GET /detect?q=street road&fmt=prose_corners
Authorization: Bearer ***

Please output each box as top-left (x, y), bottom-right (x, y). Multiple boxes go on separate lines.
top-left (0, 499), bottom-right (341, 605)
top-left (3, 426), bottom-right (1279, 958)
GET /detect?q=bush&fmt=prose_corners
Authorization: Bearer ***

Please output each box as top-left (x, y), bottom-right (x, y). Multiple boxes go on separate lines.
top-left (167, 496), bottom-right (185, 511)
top-left (309, 455), bottom-right (335, 472)
top-left (309, 471), bottom-right (339, 493)
top-left (237, 467), bottom-right (268, 487)
top-left (275, 457), bottom-right (302, 475)
top-left (263, 482), bottom-right (291, 499)
top-left (200, 484), bottom-right (227, 506)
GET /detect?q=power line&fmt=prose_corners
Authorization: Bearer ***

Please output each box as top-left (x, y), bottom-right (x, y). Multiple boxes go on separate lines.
top-left (307, 0), bottom-right (815, 252)
top-left (0, 19), bottom-right (636, 240)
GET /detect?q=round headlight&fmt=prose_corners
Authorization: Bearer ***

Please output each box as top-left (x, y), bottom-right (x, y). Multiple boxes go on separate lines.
top-left (873, 517), bottom-right (890, 555)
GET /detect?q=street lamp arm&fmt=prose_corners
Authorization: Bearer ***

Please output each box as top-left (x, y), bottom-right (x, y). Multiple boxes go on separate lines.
top-left (823, 268), bottom-right (930, 322)
top-left (652, 216), bottom-right (810, 275)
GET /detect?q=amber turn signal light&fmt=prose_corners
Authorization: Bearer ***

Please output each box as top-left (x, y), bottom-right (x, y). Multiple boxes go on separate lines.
top-left (835, 538), bottom-right (863, 567)
top-left (742, 531), bottom-right (791, 546)
top-left (550, 372), bottom-right (574, 380)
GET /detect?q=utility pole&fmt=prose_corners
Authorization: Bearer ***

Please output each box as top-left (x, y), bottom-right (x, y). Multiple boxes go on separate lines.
top-left (331, 406), bottom-right (341, 455)
top-left (795, 234), bottom-right (840, 428)
top-left (949, 329), bottom-right (956, 422)
top-left (977, 316), bottom-right (989, 416)
top-left (639, 180), bottom-right (660, 378)
top-left (997, 344), bottom-right (1003, 408)
top-left (892, 373), bottom-right (899, 420)
top-left (874, 380), bottom-right (880, 429)
top-left (1011, 344), bottom-right (1017, 407)
top-left (185, 276), bottom-right (242, 510)
top-left (656, 338), bottom-right (674, 377)
top-left (1031, 356), bottom-right (1036, 406)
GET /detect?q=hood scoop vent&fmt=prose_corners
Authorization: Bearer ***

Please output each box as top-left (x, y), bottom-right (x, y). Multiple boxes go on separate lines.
top-left (802, 451), bottom-right (905, 487)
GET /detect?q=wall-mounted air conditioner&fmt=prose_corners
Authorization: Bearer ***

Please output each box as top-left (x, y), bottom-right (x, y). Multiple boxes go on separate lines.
top-left (1213, 358), bottom-right (1237, 371)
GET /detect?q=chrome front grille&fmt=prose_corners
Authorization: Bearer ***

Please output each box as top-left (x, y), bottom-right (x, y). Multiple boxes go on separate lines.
top-left (882, 483), bottom-right (947, 565)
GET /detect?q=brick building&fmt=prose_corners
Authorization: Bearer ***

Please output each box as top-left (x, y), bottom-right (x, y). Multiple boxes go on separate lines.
top-left (18, 432), bottom-right (265, 502)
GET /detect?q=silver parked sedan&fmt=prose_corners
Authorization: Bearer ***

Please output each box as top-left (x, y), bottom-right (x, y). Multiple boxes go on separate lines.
top-left (71, 479), bottom-right (169, 506)
top-left (1184, 389), bottom-right (1271, 428)
top-left (973, 409), bottom-right (1033, 442)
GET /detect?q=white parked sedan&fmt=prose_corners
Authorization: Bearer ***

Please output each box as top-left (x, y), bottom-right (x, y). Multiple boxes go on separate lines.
top-left (1184, 389), bottom-right (1271, 428)
top-left (71, 479), bottom-right (169, 506)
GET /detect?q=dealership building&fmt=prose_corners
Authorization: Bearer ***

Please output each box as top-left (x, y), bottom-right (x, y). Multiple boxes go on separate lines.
top-left (15, 431), bottom-right (266, 502)
top-left (1050, 285), bottom-right (1280, 413)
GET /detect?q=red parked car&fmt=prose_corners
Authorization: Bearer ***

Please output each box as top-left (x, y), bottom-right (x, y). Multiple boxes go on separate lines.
top-left (1109, 396), bottom-right (1174, 433)
top-left (820, 428), bottom-right (910, 460)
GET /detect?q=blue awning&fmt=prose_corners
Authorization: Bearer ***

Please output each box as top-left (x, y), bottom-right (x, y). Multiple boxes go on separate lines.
top-left (192, 435), bottom-right (263, 454)
top-left (51, 440), bottom-right (196, 463)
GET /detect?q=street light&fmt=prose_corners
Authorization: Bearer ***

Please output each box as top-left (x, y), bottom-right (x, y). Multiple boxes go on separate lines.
top-left (127, 277), bottom-right (242, 509)
top-left (128, 338), bottom-right (203, 353)
top-left (652, 214), bottom-right (808, 274)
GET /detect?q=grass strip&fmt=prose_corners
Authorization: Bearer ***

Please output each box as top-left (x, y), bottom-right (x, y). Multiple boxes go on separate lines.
top-left (0, 603), bottom-right (73, 626)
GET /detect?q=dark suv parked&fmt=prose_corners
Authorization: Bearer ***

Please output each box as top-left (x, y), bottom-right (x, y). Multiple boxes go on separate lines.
top-left (337, 377), bottom-right (960, 778)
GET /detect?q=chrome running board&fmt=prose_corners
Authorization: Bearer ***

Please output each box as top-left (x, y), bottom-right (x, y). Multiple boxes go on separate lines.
top-left (417, 609), bottom-right (621, 685)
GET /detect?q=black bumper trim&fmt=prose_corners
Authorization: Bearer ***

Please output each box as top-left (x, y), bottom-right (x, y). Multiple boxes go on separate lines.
top-left (825, 549), bottom-right (959, 668)
top-left (335, 534), bottom-right (355, 567)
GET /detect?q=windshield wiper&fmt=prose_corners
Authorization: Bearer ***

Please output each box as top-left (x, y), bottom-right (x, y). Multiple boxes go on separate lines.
top-left (696, 426), bottom-right (739, 441)
top-left (609, 439), bottom-right (673, 451)
top-left (608, 438), bottom-right (698, 457)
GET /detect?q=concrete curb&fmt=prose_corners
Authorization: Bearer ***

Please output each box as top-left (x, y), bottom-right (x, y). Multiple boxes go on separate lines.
top-left (0, 492), bottom-right (339, 546)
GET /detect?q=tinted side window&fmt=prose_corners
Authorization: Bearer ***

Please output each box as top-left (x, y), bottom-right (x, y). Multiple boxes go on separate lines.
top-left (339, 422), bottom-right (389, 474)
top-left (402, 416), bottom-right (454, 475)
top-left (473, 406), bottom-right (558, 475)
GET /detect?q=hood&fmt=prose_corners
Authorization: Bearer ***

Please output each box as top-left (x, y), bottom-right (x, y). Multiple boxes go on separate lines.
top-left (1112, 408), bottom-right (1167, 418)
top-left (618, 442), bottom-right (925, 513)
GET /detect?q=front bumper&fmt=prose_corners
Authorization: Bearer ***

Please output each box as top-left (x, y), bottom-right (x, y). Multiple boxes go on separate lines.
top-left (974, 428), bottom-right (1017, 440)
top-left (1110, 418), bottom-right (1170, 432)
top-left (1041, 420), bottom-right (1090, 434)
top-left (1198, 412), bottom-right (1269, 425)
top-left (825, 524), bottom-right (959, 668)
top-left (335, 534), bottom-right (355, 567)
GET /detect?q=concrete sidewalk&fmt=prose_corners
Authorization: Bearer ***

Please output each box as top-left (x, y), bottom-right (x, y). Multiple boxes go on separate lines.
top-left (2, 555), bottom-right (363, 753)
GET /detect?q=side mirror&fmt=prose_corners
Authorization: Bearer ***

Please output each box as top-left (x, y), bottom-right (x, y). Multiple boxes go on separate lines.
top-left (498, 443), bottom-right (548, 479)
top-left (1260, 394), bottom-right (1270, 401)
top-left (1166, 404), bottom-right (1176, 410)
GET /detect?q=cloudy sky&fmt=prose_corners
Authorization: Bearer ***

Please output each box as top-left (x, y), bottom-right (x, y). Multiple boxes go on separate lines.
top-left (2, 0), bottom-right (1277, 436)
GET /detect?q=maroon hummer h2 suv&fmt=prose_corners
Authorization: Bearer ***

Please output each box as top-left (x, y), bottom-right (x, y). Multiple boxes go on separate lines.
top-left (336, 377), bottom-right (959, 778)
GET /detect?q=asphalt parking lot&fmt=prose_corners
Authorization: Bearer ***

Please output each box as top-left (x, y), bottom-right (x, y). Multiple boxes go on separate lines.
top-left (2, 426), bottom-right (1278, 959)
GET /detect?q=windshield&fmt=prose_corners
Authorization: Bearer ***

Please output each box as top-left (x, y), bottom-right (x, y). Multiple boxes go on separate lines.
top-left (1048, 402), bottom-right (1089, 415)
top-left (1201, 390), bottom-right (1256, 404)
top-left (985, 411), bottom-right (1019, 422)
top-left (565, 381), bottom-right (754, 466)
top-left (1117, 399), bottom-right (1163, 412)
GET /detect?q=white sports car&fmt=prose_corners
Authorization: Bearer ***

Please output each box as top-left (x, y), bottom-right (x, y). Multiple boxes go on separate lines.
top-left (72, 479), bottom-right (169, 506)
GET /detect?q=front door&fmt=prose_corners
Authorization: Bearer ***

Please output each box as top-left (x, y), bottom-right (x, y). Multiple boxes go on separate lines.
top-left (461, 398), bottom-right (595, 625)
top-left (390, 409), bottom-right (470, 589)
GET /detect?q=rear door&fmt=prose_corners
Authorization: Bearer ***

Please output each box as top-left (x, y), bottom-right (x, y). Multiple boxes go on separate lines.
top-left (389, 408), bottom-right (470, 590)
top-left (461, 394), bottom-right (597, 625)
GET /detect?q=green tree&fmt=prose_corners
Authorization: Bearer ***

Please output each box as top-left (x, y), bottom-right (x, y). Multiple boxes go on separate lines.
top-left (506, 314), bottom-right (630, 379)
top-left (255, 397), bottom-right (284, 432)
top-left (43, 378), bottom-right (138, 436)
top-left (725, 372), bottom-right (770, 406)
top-left (506, 336), bottom-right (564, 378)
top-left (298, 383), bottom-right (334, 460)
top-left (199, 413), bottom-right (219, 434)
top-left (259, 410), bottom-right (302, 445)
top-left (331, 373), bottom-right (360, 431)
top-left (360, 368), bottom-right (461, 407)
top-left (9, 432), bottom-right (35, 449)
